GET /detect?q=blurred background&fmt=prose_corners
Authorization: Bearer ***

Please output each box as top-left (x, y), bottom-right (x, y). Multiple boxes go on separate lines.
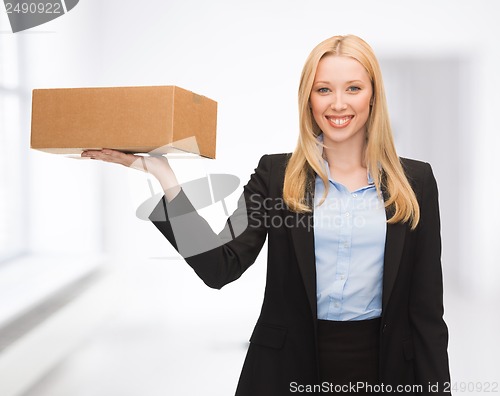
top-left (1, 0), bottom-right (499, 395)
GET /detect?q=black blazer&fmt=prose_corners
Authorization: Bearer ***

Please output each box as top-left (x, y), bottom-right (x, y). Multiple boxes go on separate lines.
top-left (149, 154), bottom-right (451, 395)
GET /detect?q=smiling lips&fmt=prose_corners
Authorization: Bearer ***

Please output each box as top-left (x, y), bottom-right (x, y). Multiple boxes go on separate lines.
top-left (326, 115), bottom-right (354, 128)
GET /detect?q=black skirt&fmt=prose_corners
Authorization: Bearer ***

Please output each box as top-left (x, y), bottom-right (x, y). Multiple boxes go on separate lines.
top-left (317, 318), bottom-right (381, 394)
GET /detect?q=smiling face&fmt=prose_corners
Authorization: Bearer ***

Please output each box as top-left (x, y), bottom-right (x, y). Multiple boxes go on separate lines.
top-left (310, 55), bottom-right (373, 149)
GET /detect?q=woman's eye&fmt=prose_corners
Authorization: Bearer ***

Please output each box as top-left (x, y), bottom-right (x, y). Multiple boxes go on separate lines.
top-left (317, 87), bottom-right (330, 93)
top-left (347, 86), bottom-right (361, 92)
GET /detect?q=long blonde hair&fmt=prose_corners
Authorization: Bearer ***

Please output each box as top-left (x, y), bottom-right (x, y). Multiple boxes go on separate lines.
top-left (283, 34), bottom-right (420, 229)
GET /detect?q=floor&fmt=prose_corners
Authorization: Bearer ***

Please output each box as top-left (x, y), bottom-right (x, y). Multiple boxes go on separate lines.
top-left (19, 258), bottom-right (500, 396)
top-left (21, 257), bottom-right (264, 396)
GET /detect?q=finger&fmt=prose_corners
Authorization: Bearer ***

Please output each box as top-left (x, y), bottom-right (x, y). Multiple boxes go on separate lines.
top-left (100, 149), bottom-right (139, 166)
top-left (81, 150), bottom-right (103, 158)
top-left (81, 149), bottom-right (138, 166)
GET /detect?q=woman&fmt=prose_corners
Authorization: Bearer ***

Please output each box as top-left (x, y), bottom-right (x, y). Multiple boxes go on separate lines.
top-left (83, 35), bottom-right (451, 395)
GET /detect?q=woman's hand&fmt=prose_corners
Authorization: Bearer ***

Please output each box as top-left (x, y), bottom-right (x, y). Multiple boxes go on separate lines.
top-left (81, 149), bottom-right (166, 178)
top-left (81, 149), bottom-right (181, 201)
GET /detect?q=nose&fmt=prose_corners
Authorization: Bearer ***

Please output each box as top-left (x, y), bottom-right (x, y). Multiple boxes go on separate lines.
top-left (330, 93), bottom-right (347, 111)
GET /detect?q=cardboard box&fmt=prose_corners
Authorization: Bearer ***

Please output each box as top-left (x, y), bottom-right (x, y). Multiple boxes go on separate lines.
top-left (31, 86), bottom-right (217, 158)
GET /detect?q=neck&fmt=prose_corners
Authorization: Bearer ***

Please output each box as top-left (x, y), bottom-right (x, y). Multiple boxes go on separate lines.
top-left (322, 136), bottom-right (367, 172)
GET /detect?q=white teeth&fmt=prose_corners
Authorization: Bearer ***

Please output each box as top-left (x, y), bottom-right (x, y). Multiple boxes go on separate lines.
top-left (330, 116), bottom-right (351, 125)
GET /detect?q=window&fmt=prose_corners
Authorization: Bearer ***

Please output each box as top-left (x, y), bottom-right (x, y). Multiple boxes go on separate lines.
top-left (0, 20), bottom-right (26, 262)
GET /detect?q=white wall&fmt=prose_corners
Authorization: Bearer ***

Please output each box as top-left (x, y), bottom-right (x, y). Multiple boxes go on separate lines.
top-left (84, 0), bottom-right (498, 294)
top-left (11, 0), bottom-right (498, 320)
top-left (6, 1), bottom-right (497, 266)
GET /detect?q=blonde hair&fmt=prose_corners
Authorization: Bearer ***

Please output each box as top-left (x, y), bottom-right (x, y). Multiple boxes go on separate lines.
top-left (283, 34), bottom-right (420, 229)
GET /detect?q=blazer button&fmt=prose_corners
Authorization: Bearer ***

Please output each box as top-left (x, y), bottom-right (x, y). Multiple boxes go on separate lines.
top-left (382, 323), bottom-right (389, 333)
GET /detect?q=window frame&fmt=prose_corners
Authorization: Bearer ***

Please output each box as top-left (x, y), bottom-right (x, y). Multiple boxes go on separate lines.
top-left (0, 21), bottom-right (30, 264)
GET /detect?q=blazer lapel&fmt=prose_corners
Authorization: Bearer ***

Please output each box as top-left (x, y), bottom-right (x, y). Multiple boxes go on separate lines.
top-left (381, 186), bottom-right (407, 311)
top-left (289, 172), bottom-right (318, 322)
top-left (290, 210), bottom-right (317, 321)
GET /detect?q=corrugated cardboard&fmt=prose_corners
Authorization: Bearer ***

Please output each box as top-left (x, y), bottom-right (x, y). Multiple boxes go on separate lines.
top-left (30, 86), bottom-right (217, 158)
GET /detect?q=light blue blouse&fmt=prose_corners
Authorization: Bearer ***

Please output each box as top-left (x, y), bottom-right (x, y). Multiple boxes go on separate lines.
top-left (314, 157), bottom-right (387, 321)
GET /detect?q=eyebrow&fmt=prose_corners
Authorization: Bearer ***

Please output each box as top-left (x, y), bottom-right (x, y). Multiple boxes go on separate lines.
top-left (346, 80), bottom-right (365, 84)
top-left (313, 80), bottom-right (366, 85)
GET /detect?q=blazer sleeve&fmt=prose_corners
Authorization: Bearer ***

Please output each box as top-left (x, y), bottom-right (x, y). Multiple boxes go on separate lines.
top-left (148, 154), bottom-right (272, 289)
top-left (410, 163), bottom-right (451, 394)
